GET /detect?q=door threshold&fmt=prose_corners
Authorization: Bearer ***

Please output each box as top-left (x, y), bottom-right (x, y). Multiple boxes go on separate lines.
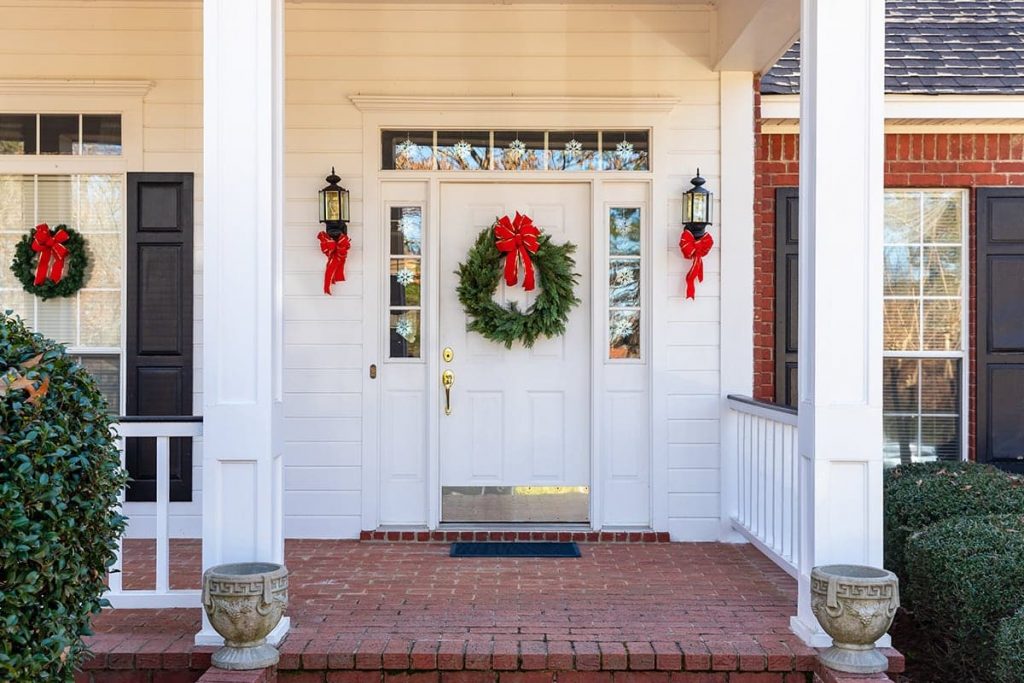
top-left (360, 526), bottom-right (669, 543)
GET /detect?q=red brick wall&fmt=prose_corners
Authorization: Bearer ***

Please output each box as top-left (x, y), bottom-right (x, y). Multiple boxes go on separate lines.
top-left (753, 96), bottom-right (1024, 460)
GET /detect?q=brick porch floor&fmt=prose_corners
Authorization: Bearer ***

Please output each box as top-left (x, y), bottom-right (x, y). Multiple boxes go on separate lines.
top-left (82, 540), bottom-right (903, 682)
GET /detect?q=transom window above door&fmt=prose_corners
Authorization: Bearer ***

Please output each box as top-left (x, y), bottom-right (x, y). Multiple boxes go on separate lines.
top-left (0, 113), bottom-right (122, 156)
top-left (381, 129), bottom-right (650, 172)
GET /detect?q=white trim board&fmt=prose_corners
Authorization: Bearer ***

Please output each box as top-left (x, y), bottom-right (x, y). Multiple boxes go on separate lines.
top-left (761, 94), bottom-right (1024, 129)
top-left (351, 95), bottom-right (681, 113)
top-left (0, 79), bottom-right (153, 98)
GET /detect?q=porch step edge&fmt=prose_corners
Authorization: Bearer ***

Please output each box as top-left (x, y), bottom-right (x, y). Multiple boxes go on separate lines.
top-left (358, 529), bottom-right (671, 543)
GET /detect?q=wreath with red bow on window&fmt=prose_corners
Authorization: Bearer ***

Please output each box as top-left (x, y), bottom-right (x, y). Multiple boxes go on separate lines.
top-left (10, 223), bottom-right (89, 300)
top-left (456, 212), bottom-right (580, 348)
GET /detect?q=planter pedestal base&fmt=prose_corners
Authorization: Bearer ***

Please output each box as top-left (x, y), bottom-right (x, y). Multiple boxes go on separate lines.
top-left (819, 643), bottom-right (889, 674)
top-left (212, 641), bottom-right (280, 670)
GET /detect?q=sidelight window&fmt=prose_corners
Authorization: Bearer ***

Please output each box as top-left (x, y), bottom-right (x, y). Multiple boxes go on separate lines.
top-left (608, 206), bottom-right (642, 359)
top-left (387, 205), bottom-right (423, 359)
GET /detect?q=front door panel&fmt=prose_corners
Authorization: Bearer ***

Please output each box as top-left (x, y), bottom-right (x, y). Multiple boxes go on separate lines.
top-left (438, 183), bottom-right (591, 522)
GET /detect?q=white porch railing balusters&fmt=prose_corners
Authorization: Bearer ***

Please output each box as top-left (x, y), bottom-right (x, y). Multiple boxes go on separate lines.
top-left (105, 417), bottom-right (203, 609)
top-left (726, 396), bottom-right (799, 577)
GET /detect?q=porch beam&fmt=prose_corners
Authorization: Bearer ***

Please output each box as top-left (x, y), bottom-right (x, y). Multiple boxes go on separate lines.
top-left (197, 0), bottom-right (287, 645)
top-left (791, 0), bottom-right (886, 647)
top-left (713, 0), bottom-right (800, 73)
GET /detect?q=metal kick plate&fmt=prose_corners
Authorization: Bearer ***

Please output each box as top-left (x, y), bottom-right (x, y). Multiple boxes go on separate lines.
top-left (443, 347), bottom-right (454, 362)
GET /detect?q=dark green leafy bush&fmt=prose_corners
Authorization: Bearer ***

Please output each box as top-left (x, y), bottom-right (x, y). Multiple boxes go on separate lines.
top-left (0, 312), bottom-right (127, 681)
top-left (996, 606), bottom-right (1024, 683)
top-left (884, 461), bottom-right (1024, 586)
top-left (904, 514), bottom-right (1024, 683)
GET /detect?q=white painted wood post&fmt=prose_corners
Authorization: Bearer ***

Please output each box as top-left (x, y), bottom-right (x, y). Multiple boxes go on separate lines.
top-left (718, 71), bottom-right (755, 542)
top-left (196, 0), bottom-right (287, 646)
top-left (791, 0), bottom-right (886, 647)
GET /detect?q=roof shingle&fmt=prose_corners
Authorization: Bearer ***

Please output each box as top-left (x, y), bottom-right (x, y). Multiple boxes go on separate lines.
top-left (760, 0), bottom-right (1024, 95)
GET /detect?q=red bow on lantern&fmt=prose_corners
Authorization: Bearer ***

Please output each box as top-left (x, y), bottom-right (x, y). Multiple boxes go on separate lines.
top-left (679, 230), bottom-right (714, 300)
top-left (494, 212), bottom-right (540, 291)
top-left (31, 223), bottom-right (70, 286)
top-left (318, 231), bottom-right (351, 295)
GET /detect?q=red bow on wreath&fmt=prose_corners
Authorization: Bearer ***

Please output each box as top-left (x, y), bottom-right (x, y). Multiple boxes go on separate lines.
top-left (679, 230), bottom-right (714, 300)
top-left (494, 212), bottom-right (540, 291)
top-left (31, 223), bottom-right (70, 286)
top-left (318, 231), bottom-right (351, 295)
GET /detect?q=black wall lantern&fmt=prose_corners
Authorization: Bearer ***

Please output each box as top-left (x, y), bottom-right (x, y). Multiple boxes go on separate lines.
top-left (318, 167), bottom-right (350, 238)
top-left (682, 169), bottom-right (713, 239)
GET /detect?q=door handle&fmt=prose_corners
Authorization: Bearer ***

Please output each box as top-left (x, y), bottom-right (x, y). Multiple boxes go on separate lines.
top-left (442, 370), bottom-right (455, 416)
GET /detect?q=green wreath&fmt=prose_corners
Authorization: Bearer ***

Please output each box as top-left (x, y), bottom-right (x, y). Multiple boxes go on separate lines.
top-left (456, 226), bottom-right (581, 348)
top-left (10, 224), bottom-right (89, 300)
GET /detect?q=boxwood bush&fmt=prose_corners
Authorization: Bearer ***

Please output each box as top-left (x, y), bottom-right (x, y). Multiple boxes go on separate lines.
top-left (904, 514), bottom-right (1024, 683)
top-left (996, 606), bottom-right (1024, 683)
top-left (0, 312), bottom-right (127, 681)
top-left (884, 461), bottom-right (1024, 587)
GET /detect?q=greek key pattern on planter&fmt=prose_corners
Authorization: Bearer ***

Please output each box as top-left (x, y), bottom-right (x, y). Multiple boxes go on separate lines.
top-left (204, 575), bottom-right (289, 597)
top-left (810, 575), bottom-right (899, 602)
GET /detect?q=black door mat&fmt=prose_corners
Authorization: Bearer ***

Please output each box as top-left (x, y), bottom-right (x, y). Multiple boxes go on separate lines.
top-left (449, 541), bottom-right (581, 558)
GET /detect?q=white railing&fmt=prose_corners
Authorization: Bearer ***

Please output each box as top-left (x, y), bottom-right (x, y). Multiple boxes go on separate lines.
top-left (106, 417), bottom-right (203, 608)
top-left (727, 395), bottom-right (799, 577)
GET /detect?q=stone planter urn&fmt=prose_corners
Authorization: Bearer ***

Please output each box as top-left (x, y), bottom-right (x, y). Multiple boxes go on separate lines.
top-left (811, 564), bottom-right (899, 674)
top-left (202, 562), bottom-right (289, 670)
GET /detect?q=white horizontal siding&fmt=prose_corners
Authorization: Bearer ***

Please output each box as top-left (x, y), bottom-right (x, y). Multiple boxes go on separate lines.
top-left (0, 0), bottom-right (725, 541)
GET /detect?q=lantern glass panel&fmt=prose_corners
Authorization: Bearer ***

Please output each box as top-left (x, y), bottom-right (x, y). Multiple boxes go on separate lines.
top-left (692, 193), bottom-right (708, 223)
top-left (324, 189), bottom-right (342, 222)
top-left (339, 188), bottom-right (350, 222)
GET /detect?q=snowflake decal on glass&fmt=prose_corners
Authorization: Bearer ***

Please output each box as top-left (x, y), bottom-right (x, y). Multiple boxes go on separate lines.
top-left (614, 268), bottom-right (635, 287)
top-left (398, 215), bottom-right (421, 254)
top-left (453, 139), bottom-right (472, 159)
top-left (615, 139), bottom-right (635, 159)
top-left (564, 138), bottom-right (583, 157)
top-left (507, 138), bottom-right (527, 161)
top-left (612, 216), bottom-right (631, 237)
top-left (395, 268), bottom-right (416, 287)
top-left (396, 136), bottom-right (415, 157)
top-left (395, 316), bottom-right (416, 343)
top-left (612, 317), bottom-right (635, 341)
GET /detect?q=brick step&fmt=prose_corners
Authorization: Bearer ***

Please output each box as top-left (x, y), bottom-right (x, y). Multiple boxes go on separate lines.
top-left (75, 638), bottom-right (904, 683)
top-left (358, 530), bottom-right (672, 543)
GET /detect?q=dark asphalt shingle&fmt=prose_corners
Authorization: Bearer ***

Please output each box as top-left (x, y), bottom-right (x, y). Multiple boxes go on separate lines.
top-left (760, 0), bottom-right (1024, 95)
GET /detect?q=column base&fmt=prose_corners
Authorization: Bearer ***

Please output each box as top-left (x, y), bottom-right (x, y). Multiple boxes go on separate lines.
top-left (791, 615), bottom-right (832, 648)
top-left (195, 616), bottom-right (290, 647)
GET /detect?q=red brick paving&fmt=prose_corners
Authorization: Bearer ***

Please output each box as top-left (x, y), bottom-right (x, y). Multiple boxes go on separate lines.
top-left (83, 540), bottom-right (902, 682)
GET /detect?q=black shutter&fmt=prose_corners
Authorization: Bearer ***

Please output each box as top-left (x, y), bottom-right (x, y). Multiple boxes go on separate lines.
top-left (977, 188), bottom-right (1024, 473)
top-left (125, 173), bottom-right (194, 501)
top-left (774, 188), bottom-right (800, 408)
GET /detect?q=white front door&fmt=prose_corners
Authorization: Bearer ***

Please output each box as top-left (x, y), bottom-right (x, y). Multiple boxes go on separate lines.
top-left (438, 182), bottom-right (591, 523)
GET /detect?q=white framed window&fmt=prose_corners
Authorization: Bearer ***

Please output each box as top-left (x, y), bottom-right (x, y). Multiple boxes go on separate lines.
top-left (0, 173), bottom-right (125, 411)
top-left (882, 189), bottom-right (968, 467)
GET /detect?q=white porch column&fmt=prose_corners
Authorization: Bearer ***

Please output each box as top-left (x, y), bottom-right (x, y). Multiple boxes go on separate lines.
top-left (791, 0), bottom-right (886, 646)
top-left (719, 71), bottom-right (755, 542)
top-left (197, 0), bottom-right (287, 645)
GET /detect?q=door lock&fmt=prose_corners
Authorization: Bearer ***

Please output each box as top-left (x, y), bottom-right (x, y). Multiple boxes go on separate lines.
top-left (442, 370), bottom-right (455, 415)
top-left (443, 347), bottom-right (454, 362)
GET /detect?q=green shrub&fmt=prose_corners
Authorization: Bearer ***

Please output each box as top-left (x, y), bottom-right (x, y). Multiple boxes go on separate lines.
top-left (996, 607), bottom-right (1024, 683)
top-left (0, 312), bottom-right (127, 681)
top-left (884, 461), bottom-right (1024, 585)
top-left (904, 514), bottom-right (1024, 683)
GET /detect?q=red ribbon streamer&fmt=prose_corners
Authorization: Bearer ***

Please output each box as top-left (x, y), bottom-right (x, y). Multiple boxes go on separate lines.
top-left (31, 223), bottom-right (70, 286)
top-left (494, 212), bottom-right (540, 291)
top-left (679, 230), bottom-right (714, 300)
top-left (318, 231), bottom-right (351, 295)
